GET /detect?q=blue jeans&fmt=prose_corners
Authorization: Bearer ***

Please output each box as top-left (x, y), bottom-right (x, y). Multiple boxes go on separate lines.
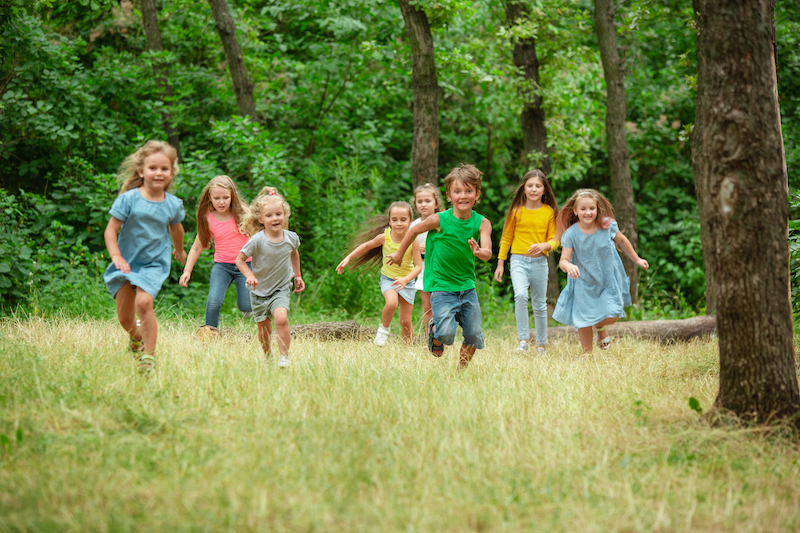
top-left (509, 255), bottom-right (549, 345)
top-left (430, 289), bottom-right (485, 349)
top-left (205, 261), bottom-right (252, 327)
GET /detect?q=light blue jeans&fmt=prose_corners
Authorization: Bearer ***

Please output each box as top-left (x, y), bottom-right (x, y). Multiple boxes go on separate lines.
top-left (509, 255), bottom-right (548, 345)
top-left (205, 261), bottom-right (252, 327)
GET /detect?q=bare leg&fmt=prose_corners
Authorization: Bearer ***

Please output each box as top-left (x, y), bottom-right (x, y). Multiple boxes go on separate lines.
top-left (257, 318), bottom-right (272, 355)
top-left (457, 344), bottom-right (476, 371)
top-left (134, 289), bottom-right (156, 356)
top-left (595, 317), bottom-right (618, 345)
top-left (381, 290), bottom-right (399, 328)
top-left (578, 326), bottom-right (594, 354)
top-left (115, 282), bottom-right (140, 346)
top-left (421, 291), bottom-right (432, 332)
top-left (273, 308), bottom-right (291, 356)
top-left (398, 298), bottom-right (413, 344)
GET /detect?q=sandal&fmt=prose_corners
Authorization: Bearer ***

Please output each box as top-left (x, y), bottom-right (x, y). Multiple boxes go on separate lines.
top-left (427, 321), bottom-right (444, 357)
top-left (598, 335), bottom-right (613, 350)
top-left (129, 336), bottom-right (144, 353)
top-left (137, 354), bottom-right (156, 375)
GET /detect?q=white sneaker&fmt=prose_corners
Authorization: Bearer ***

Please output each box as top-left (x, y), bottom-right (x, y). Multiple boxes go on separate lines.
top-left (374, 325), bottom-right (391, 346)
top-left (242, 311), bottom-right (253, 319)
top-left (277, 355), bottom-right (291, 368)
top-left (536, 346), bottom-right (546, 354)
top-left (515, 340), bottom-right (529, 352)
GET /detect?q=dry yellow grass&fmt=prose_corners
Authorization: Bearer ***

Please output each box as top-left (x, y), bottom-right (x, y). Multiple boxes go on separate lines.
top-left (0, 315), bottom-right (798, 532)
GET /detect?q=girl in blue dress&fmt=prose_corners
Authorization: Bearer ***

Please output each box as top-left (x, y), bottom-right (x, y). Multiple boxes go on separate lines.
top-left (104, 140), bottom-right (186, 374)
top-left (552, 189), bottom-right (648, 355)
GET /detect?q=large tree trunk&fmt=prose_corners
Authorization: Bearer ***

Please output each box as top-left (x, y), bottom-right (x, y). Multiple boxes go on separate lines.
top-left (692, 0), bottom-right (799, 425)
top-left (505, 1), bottom-right (559, 311)
top-left (208, 0), bottom-right (257, 120)
top-left (594, 0), bottom-right (640, 303)
top-left (397, 0), bottom-right (440, 189)
top-left (141, 0), bottom-right (181, 158)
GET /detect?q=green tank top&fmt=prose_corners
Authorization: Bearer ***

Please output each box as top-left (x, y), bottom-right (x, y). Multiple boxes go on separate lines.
top-left (425, 208), bottom-right (484, 292)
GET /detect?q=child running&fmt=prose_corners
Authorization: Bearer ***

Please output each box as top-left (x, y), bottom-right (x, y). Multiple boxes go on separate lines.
top-left (494, 169), bottom-right (559, 354)
top-left (552, 189), bottom-right (649, 355)
top-left (388, 164), bottom-right (492, 371)
top-left (409, 183), bottom-right (444, 334)
top-left (336, 201), bottom-right (423, 346)
top-left (179, 175), bottom-right (252, 327)
top-left (103, 140), bottom-right (186, 374)
top-left (235, 187), bottom-right (304, 368)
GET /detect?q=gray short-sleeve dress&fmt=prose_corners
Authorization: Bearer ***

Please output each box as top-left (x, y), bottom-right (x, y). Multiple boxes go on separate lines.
top-left (103, 189), bottom-right (185, 298)
top-left (552, 219), bottom-right (631, 328)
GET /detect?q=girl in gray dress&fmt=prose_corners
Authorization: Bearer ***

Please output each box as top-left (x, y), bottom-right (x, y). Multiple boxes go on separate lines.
top-left (551, 189), bottom-right (649, 355)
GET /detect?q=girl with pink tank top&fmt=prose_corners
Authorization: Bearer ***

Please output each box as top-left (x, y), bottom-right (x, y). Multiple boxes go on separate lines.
top-left (180, 176), bottom-right (252, 327)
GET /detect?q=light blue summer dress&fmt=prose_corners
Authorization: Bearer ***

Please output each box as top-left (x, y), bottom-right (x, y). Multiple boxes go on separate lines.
top-left (103, 188), bottom-right (185, 298)
top-left (552, 219), bottom-right (631, 328)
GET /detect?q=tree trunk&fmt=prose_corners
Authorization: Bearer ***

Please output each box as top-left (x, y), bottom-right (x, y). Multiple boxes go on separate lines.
top-left (397, 0), bottom-right (440, 189)
top-left (594, 0), bottom-right (640, 303)
top-left (140, 0), bottom-right (181, 158)
top-left (505, 1), bottom-right (559, 309)
top-left (692, 0), bottom-right (799, 425)
top-left (208, 0), bottom-right (257, 120)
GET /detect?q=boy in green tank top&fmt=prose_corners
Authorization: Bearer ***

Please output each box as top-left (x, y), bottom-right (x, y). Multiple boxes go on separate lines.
top-left (388, 164), bottom-right (493, 371)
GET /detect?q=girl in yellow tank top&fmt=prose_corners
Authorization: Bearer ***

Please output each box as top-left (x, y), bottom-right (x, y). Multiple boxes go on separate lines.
top-left (336, 201), bottom-right (422, 346)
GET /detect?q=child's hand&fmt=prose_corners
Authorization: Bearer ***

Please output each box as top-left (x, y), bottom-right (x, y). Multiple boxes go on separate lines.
top-left (391, 277), bottom-right (409, 290)
top-left (636, 257), bottom-right (649, 270)
top-left (179, 272), bottom-right (191, 287)
top-left (528, 243), bottom-right (547, 256)
top-left (246, 276), bottom-right (258, 290)
top-left (111, 255), bottom-right (131, 274)
top-left (335, 258), bottom-right (349, 274)
top-left (386, 252), bottom-right (401, 265)
top-left (493, 264), bottom-right (504, 282)
top-left (174, 248), bottom-right (187, 264)
top-left (468, 238), bottom-right (481, 256)
top-left (293, 276), bottom-right (305, 293)
top-left (565, 263), bottom-right (580, 279)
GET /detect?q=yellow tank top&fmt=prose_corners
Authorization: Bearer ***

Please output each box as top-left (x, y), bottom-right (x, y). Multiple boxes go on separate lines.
top-left (381, 227), bottom-right (414, 278)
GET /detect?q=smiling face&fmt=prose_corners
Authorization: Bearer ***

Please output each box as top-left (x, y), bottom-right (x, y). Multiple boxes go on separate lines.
top-left (257, 200), bottom-right (286, 236)
top-left (446, 179), bottom-right (480, 213)
top-left (138, 152), bottom-right (174, 192)
top-left (414, 190), bottom-right (437, 219)
top-left (573, 197), bottom-right (598, 226)
top-left (209, 186), bottom-right (232, 214)
top-left (524, 177), bottom-right (545, 206)
top-left (389, 206), bottom-right (412, 234)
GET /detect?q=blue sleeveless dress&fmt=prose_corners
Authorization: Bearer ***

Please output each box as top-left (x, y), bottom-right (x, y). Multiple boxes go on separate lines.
top-left (552, 220), bottom-right (631, 328)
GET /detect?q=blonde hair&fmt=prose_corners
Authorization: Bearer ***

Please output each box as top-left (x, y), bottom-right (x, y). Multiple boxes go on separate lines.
top-left (117, 140), bottom-right (179, 194)
top-left (443, 164), bottom-right (483, 203)
top-left (412, 183), bottom-right (444, 215)
top-left (556, 189), bottom-right (615, 237)
top-left (342, 201), bottom-right (414, 274)
top-left (241, 187), bottom-right (292, 236)
top-left (196, 175), bottom-right (249, 248)
top-left (501, 169), bottom-right (558, 235)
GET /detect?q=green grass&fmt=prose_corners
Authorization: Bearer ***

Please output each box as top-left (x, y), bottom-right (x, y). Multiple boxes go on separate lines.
top-left (1, 315), bottom-right (799, 532)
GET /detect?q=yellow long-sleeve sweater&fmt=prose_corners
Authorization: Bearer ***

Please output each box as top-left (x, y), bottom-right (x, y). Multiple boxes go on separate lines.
top-left (498, 204), bottom-right (559, 260)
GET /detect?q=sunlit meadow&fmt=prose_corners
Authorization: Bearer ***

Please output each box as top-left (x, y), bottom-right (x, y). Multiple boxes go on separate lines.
top-left (1, 315), bottom-right (798, 532)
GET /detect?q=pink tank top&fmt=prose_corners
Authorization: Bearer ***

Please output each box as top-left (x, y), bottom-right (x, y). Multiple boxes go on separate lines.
top-left (209, 213), bottom-right (250, 263)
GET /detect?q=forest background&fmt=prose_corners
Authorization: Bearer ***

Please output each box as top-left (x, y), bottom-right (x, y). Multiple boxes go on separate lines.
top-left (1, 0), bottom-right (799, 326)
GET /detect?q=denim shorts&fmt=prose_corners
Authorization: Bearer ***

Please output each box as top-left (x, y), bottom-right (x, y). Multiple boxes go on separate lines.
top-left (430, 289), bottom-right (485, 349)
top-left (380, 274), bottom-right (417, 305)
top-left (249, 287), bottom-right (291, 323)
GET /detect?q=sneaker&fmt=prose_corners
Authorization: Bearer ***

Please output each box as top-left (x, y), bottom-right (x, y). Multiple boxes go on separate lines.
top-left (277, 355), bottom-right (291, 368)
top-left (536, 346), bottom-right (546, 354)
top-left (374, 325), bottom-right (391, 346)
top-left (242, 311), bottom-right (253, 319)
top-left (515, 340), bottom-right (529, 352)
top-left (264, 350), bottom-right (274, 362)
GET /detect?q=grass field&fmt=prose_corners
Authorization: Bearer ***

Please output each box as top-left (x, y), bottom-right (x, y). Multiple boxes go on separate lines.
top-left (1, 315), bottom-right (799, 532)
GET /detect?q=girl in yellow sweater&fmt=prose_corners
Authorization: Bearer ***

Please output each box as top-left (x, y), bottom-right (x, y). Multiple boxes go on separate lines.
top-left (494, 170), bottom-right (559, 353)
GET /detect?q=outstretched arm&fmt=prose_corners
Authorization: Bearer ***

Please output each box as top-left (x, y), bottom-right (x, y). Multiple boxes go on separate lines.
top-left (469, 218), bottom-right (493, 262)
top-left (180, 233), bottom-right (207, 287)
top-left (387, 214), bottom-right (440, 265)
top-left (613, 231), bottom-right (649, 269)
top-left (336, 234), bottom-right (385, 274)
top-left (291, 249), bottom-right (305, 292)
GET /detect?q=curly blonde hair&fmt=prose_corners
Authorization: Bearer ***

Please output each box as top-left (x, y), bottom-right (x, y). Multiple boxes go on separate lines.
top-left (241, 187), bottom-right (292, 236)
top-left (556, 189), bottom-right (614, 237)
top-left (117, 140), bottom-right (179, 194)
top-left (196, 175), bottom-right (249, 248)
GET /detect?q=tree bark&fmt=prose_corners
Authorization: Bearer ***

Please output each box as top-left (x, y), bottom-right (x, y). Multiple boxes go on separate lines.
top-left (594, 0), bottom-right (640, 303)
top-left (208, 0), bottom-right (257, 120)
top-left (140, 0), bottom-right (181, 158)
top-left (548, 315), bottom-right (717, 343)
top-left (397, 0), bottom-right (440, 189)
top-left (692, 0), bottom-right (799, 425)
top-left (505, 0), bottom-right (559, 310)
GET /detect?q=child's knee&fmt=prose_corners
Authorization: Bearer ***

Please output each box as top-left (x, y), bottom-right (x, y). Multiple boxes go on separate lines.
top-left (273, 309), bottom-right (289, 328)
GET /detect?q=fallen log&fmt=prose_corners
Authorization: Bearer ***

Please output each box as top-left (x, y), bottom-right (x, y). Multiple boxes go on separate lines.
top-left (289, 320), bottom-right (374, 341)
top-left (547, 314), bottom-right (717, 342)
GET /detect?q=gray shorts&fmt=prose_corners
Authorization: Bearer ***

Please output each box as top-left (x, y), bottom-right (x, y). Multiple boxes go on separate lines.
top-left (380, 274), bottom-right (417, 305)
top-left (250, 287), bottom-right (291, 322)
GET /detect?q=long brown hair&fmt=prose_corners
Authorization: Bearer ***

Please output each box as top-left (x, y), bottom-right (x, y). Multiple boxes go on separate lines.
top-left (501, 169), bottom-right (558, 235)
top-left (241, 187), bottom-right (292, 237)
top-left (196, 175), bottom-right (249, 248)
top-left (555, 189), bottom-right (615, 237)
top-left (342, 201), bottom-right (414, 274)
top-left (117, 140), bottom-right (179, 194)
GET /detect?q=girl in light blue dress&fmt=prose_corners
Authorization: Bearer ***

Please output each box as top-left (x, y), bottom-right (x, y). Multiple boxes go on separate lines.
top-left (552, 189), bottom-right (649, 355)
